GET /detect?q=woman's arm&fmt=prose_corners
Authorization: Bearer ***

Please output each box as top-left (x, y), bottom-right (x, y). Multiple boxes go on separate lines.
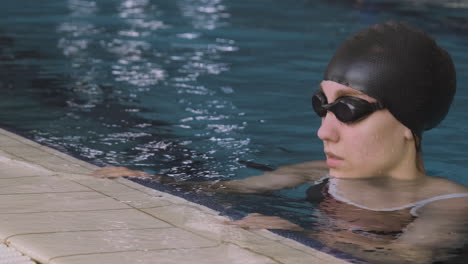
top-left (394, 196), bottom-right (468, 250)
top-left (323, 196), bottom-right (468, 263)
top-left (224, 196), bottom-right (468, 263)
top-left (90, 160), bottom-right (328, 194)
top-left (199, 160), bottom-right (328, 193)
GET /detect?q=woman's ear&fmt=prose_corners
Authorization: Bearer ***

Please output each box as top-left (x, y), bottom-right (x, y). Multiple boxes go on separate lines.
top-left (403, 127), bottom-right (414, 141)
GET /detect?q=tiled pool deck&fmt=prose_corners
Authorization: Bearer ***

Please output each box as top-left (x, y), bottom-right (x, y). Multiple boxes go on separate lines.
top-left (0, 128), bottom-right (350, 264)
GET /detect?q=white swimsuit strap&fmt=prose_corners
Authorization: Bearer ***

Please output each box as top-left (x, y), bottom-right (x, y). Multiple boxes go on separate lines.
top-left (313, 174), bottom-right (330, 185)
top-left (409, 193), bottom-right (468, 216)
top-left (326, 177), bottom-right (468, 216)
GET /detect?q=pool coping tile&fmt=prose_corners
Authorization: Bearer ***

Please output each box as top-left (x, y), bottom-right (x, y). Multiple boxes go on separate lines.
top-left (0, 192), bottom-right (131, 215)
top-left (8, 228), bottom-right (219, 264)
top-left (0, 176), bottom-right (90, 194)
top-left (0, 209), bottom-right (171, 240)
top-left (48, 244), bottom-right (279, 264)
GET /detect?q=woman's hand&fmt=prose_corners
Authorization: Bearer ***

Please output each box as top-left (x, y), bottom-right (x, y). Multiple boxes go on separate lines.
top-left (224, 213), bottom-right (304, 231)
top-left (90, 166), bottom-right (150, 179)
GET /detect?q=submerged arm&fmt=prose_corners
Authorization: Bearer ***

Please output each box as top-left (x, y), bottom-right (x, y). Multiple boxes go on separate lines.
top-left (226, 197), bottom-right (468, 263)
top-left (390, 196), bottom-right (468, 262)
top-left (312, 196), bottom-right (468, 263)
top-left (91, 160), bottom-right (328, 194)
top-left (196, 160), bottom-right (328, 194)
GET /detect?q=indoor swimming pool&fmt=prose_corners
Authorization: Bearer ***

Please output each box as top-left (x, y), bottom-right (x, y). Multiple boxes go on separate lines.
top-left (1, 0), bottom-right (467, 263)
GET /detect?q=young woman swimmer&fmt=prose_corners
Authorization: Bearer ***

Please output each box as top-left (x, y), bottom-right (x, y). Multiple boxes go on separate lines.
top-left (92, 21), bottom-right (468, 263)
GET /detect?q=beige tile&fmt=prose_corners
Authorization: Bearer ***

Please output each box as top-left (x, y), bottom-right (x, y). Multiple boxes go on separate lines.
top-left (0, 209), bottom-right (171, 240)
top-left (0, 134), bottom-right (39, 148)
top-left (9, 228), bottom-right (218, 264)
top-left (142, 205), bottom-right (281, 247)
top-left (33, 159), bottom-right (91, 175)
top-left (0, 242), bottom-right (35, 264)
top-left (142, 205), bottom-right (231, 239)
top-left (73, 178), bottom-right (172, 208)
top-left (0, 166), bottom-right (53, 178)
top-left (30, 154), bottom-right (92, 175)
top-left (264, 232), bottom-right (340, 260)
top-left (55, 173), bottom-right (92, 181)
top-left (37, 145), bottom-right (98, 172)
top-left (0, 146), bottom-right (91, 174)
top-left (0, 176), bottom-right (90, 194)
top-left (0, 129), bottom-right (43, 148)
top-left (37, 161), bottom-right (92, 175)
top-left (247, 229), bottom-right (342, 261)
top-left (208, 227), bottom-right (342, 264)
top-left (0, 192), bottom-right (130, 214)
top-left (0, 156), bottom-right (53, 178)
top-left (0, 134), bottom-right (91, 173)
top-left (0, 149), bottom-right (18, 159)
top-left (117, 179), bottom-right (223, 213)
top-left (230, 236), bottom-right (345, 264)
top-left (115, 178), bottom-right (188, 202)
top-left (0, 146), bottom-right (46, 160)
top-left (49, 243), bottom-right (278, 264)
top-left (277, 239), bottom-right (350, 264)
top-left (0, 136), bottom-right (22, 147)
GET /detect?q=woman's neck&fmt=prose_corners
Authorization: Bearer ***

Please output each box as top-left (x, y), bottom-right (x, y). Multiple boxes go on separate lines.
top-left (329, 175), bottom-right (429, 209)
top-left (386, 139), bottom-right (425, 181)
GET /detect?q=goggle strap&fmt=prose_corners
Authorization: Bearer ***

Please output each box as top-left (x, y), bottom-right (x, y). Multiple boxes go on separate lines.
top-left (372, 101), bottom-right (385, 110)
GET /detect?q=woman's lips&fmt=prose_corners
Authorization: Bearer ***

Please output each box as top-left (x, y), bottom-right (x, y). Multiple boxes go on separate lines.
top-left (325, 151), bottom-right (344, 167)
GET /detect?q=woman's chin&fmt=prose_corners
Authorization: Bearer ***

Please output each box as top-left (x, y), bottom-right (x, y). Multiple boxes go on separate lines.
top-left (328, 168), bottom-right (365, 179)
top-left (328, 168), bottom-right (346, 178)
top-left (329, 169), bottom-right (383, 180)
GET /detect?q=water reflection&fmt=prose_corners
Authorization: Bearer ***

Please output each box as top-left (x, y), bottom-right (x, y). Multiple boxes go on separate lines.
top-left (67, 0), bottom-right (98, 16)
top-left (111, 0), bottom-right (167, 88)
top-left (165, 0), bottom-right (250, 178)
top-left (404, 0), bottom-right (468, 9)
top-left (51, 0), bottom-right (249, 178)
top-left (178, 0), bottom-right (229, 30)
top-left (52, 0), bottom-right (172, 166)
top-left (57, 0), bottom-right (103, 109)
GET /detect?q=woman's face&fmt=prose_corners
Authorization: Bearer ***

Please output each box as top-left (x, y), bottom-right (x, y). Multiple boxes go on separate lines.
top-left (317, 81), bottom-right (412, 179)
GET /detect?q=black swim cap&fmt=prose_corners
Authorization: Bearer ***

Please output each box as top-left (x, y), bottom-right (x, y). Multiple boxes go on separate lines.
top-left (324, 21), bottom-right (456, 137)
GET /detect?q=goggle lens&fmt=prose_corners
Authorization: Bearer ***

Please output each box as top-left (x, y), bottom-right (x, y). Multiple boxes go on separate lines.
top-left (311, 91), bottom-right (384, 123)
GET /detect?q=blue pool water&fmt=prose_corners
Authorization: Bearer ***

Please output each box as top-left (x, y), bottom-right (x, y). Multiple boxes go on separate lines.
top-left (1, 0), bottom-right (467, 262)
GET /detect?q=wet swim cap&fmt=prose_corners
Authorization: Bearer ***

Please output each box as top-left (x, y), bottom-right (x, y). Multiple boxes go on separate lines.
top-left (324, 21), bottom-right (456, 137)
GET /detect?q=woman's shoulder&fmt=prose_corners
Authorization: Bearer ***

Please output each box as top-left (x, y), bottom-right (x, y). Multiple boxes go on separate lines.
top-left (424, 176), bottom-right (468, 194)
top-left (274, 160), bottom-right (328, 181)
top-left (413, 176), bottom-right (468, 215)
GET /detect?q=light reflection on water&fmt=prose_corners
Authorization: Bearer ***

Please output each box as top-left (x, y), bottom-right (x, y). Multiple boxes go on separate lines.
top-left (1, 0), bottom-right (468, 263)
top-left (41, 0), bottom-right (248, 180)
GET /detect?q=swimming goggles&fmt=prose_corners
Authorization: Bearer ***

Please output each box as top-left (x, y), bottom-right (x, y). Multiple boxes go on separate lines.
top-left (312, 91), bottom-right (384, 123)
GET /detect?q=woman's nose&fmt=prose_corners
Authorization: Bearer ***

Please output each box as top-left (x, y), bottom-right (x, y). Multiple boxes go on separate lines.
top-left (317, 112), bottom-right (340, 142)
